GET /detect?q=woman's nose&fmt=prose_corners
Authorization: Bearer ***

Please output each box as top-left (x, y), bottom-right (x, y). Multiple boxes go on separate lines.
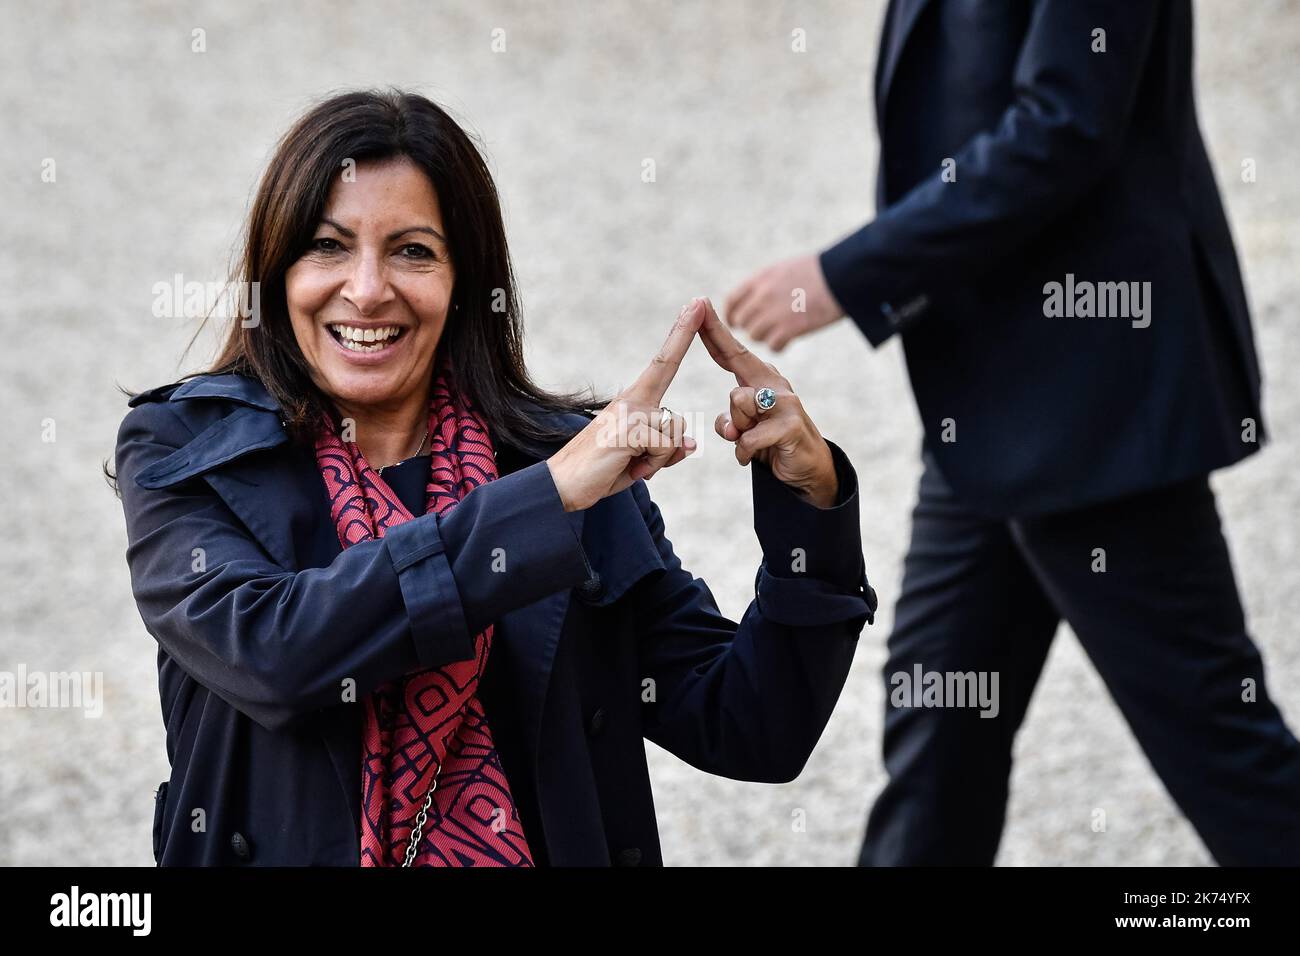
top-left (340, 252), bottom-right (395, 315)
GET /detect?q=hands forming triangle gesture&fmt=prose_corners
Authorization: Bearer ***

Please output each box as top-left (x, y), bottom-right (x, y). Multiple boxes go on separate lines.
top-left (546, 298), bottom-right (839, 513)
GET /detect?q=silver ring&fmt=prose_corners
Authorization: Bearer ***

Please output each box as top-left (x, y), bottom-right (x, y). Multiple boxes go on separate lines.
top-left (658, 406), bottom-right (674, 431)
top-left (755, 387), bottom-right (778, 413)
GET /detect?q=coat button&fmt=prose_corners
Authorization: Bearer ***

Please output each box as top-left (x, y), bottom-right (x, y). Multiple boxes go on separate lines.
top-left (586, 707), bottom-right (607, 737)
top-left (615, 847), bottom-right (642, 866)
top-left (576, 572), bottom-right (604, 602)
top-left (231, 831), bottom-right (252, 860)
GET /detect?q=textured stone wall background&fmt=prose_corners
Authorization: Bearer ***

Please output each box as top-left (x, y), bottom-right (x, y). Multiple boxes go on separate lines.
top-left (1, 0), bottom-right (1296, 865)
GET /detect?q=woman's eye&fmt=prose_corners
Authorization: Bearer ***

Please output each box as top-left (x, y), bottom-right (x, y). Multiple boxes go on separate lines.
top-left (310, 237), bottom-right (342, 253)
top-left (399, 243), bottom-right (435, 259)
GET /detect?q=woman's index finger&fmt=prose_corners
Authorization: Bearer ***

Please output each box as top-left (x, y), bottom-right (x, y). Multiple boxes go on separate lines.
top-left (625, 300), bottom-right (704, 404)
top-left (698, 297), bottom-right (768, 386)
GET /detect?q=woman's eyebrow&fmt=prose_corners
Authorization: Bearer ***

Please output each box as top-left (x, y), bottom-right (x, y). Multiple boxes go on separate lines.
top-left (389, 225), bottom-right (446, 243)
top-left (319, 217), bottom-right (445, 243)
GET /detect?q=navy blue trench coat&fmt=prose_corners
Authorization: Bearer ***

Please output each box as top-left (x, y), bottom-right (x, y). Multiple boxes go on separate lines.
top-left (115, 372), bottom-right (877, 866)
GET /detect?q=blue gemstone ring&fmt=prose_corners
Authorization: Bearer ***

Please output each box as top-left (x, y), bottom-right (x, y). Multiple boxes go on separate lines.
top-left (755, 387), bottom-right (778, 413)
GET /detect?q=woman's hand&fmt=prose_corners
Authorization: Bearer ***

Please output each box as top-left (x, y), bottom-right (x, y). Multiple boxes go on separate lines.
top-left (546, 301), bottom-right (703, 512)
top-left (697, 297), bottom-right (839, 508)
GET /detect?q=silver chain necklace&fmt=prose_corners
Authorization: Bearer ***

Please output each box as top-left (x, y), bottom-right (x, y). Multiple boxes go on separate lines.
top-left (401, 762), bottom-right (443, 867)
top-left (401, 727), bottom-right (458, 866)
top-left (376, 425), bottom-right (432, 476)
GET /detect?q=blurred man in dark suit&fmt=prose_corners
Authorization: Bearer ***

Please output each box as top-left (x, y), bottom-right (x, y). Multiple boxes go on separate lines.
top-left (725, 0), bottom-right (1300, 864)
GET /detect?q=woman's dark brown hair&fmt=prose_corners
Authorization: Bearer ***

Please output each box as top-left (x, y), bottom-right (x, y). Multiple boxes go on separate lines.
top-left (107, 88), bottom-right (607, 492)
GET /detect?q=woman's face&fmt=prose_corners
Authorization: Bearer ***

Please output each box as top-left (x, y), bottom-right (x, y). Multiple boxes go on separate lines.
top-left (285, 156), bottom-right (454, 415)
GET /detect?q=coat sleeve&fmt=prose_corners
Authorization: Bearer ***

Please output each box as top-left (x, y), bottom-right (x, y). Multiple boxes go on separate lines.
top-left (818, 0), bottom-right (1163, 345)
top-left (116, 400), bottom-right (593, 733)
top-left (632, 439), bottom-right (876, 784)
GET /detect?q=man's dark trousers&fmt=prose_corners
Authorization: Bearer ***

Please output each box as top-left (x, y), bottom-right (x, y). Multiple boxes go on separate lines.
top-left (860, 447), bottom-right (1300, 866)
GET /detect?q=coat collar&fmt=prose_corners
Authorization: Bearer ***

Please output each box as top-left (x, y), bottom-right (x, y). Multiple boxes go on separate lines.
top-left (130, 371), bottom-right (665, 843)
top-left (167, 372), bottom-right (284, 411)
top-left (133, 371), bottom-right (576, 483)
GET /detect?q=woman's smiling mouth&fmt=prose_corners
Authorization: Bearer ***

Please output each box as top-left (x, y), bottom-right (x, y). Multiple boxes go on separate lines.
top-left (327, 323), bottom-right (407, 355)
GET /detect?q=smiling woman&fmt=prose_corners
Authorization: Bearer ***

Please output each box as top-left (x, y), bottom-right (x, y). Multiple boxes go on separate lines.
top-left (286, 158), bottom-right (457, 468)
top-left (201, 90), bottom-right (603, 460)
top-left (112, 88), bottom-right (877, 867)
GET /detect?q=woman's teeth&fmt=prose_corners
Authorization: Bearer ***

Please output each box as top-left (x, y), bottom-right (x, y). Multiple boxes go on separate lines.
top-left (329, 324), bottom-right (404, 353)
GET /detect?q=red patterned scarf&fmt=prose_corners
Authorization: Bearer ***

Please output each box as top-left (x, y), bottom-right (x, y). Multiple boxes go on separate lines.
top-left (313, 360), bottom-right (534, 867)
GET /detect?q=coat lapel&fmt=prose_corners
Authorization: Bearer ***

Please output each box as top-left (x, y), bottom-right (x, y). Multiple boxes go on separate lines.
top-left (876, 0), bottom-right (932, 125)
top-left (134, 377), bottom-right (335, 571)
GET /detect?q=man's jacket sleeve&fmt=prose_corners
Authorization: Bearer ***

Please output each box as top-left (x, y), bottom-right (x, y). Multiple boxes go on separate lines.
top-left (819, 0), bottom-right (1162, 345)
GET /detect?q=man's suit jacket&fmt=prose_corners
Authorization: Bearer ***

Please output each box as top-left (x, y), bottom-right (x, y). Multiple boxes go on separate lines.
top-left (116, 373), bottom-right (876, 865)
top-left (819, 0), bottom-right (1264, 517)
